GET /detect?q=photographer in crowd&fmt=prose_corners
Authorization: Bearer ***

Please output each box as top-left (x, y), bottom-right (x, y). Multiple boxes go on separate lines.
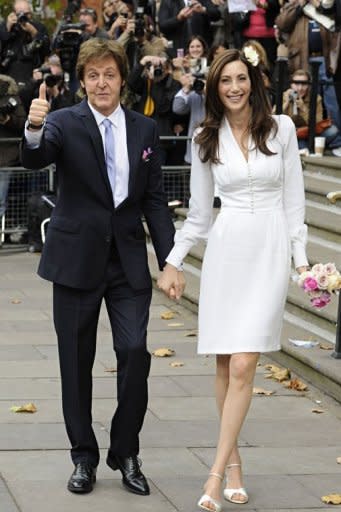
top-left (20, 54), bottom-right (74, 114)
top-left (282, 68), bottom-right (341, 156)
top-left (79, 7), bottom-right (109, 39)
top-left (159, 0), bottom-right (221, 54)
top-left (172, 53), bottom-right (207, 165)
top-left (127, 54), bottom-right (182, 164)
top-left (0, 74), bottom-right (26, 238)
top-left (0, 0), bottom-right (50, 86)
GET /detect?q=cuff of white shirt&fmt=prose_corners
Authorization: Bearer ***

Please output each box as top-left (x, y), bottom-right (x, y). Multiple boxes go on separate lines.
top-left (165, 257), bottom-right (184, 271)
top-left (24, 121), bottom-right (45, 148)
top-left (292, 244), bottom-right (309, 270)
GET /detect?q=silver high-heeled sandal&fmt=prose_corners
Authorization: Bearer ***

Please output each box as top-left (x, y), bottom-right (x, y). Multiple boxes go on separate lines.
top-left (223, 463), bottom-right (249, 505)
top-left (198, 472), bottom-right (223, 512)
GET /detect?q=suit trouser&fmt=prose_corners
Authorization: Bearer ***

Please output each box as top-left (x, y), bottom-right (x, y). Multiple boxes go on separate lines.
top-left (53, 256), bottom-right (152, 467)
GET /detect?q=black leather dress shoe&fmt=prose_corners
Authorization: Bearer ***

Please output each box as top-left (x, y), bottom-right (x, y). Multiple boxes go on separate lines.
top-left (106, 454), bottom-right (150, 495)
top-left (67, 462), bottom-right (96, 493)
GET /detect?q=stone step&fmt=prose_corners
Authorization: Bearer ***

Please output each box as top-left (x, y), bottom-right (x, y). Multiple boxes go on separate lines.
top-left (304, 170), bottom-right (341, 198)
top-left (305, 199), bottom-right (341, 234)
top-left (302, 155), bottom-right (341, 178)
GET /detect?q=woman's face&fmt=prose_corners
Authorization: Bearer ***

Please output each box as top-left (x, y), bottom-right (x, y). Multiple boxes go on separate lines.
top-left (218, 60), bottom-right (251, 115)
top-left (188, 39), bottom-right (204, 59)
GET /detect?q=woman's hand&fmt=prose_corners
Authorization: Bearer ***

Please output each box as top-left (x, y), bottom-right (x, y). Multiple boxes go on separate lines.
top-left (157, 263), bottom-right (186, 300)
top-left (296, 266), bottom-right (310, 274)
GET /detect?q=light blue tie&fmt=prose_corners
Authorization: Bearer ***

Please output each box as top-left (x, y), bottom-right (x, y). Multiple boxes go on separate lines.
top-left (103, 118), bottom-right (116, 200)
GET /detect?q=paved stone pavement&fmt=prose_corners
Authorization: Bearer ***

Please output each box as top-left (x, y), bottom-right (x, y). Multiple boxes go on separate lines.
top-left (1, 251), bottom-right (341, 512)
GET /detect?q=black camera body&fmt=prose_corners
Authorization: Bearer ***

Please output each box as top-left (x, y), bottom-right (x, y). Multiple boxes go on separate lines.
top-left (39, 66), bottom-right (64, 88)
top-left (0, 96), bottom-right (18, 116)
top-left (0, 49), bottom-right (16, 71)
top-left (192, 72), bottom-right (205, 94)
top-left (17, 12), bottom-right (30, 24)
top-left (135, 7), bottom-right (145, 38)
top-left (145, 61), bottom-right (163, 78)
top-left (54, 22), bottom-right (86, 72)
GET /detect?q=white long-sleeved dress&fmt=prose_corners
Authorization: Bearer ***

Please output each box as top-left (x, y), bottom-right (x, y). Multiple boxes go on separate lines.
top-left (166, 115), bottom-right (309, 354)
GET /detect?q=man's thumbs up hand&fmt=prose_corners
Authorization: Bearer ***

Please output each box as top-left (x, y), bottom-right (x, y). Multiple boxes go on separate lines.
top-left (27, 81), bottom-right (50, 130)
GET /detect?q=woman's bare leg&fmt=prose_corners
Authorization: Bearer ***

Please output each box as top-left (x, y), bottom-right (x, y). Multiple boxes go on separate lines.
top-left (200, 352), bottom-right (259, 510)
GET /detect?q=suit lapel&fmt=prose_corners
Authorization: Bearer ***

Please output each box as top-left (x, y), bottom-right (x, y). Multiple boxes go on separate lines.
top-left (74, 99), bottom-right (114, 203)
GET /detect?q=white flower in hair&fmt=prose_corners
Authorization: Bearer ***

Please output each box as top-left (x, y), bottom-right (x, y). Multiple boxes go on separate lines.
top-left (243, 46), bottom-right (260, 67)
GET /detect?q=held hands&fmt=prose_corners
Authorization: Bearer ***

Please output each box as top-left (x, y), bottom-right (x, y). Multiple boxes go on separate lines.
top-left (157, 263), bottom-right (186, 300)
top-left (28, 82), bottom-right (50, 129)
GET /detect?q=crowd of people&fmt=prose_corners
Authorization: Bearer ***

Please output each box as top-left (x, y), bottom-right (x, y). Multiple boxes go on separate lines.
top-left (0, 0), bottom-right (341, 173)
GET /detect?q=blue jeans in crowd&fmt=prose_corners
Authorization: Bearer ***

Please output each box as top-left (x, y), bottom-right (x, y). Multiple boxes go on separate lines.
top-left (309, 56), bottom-right (341, 132)
top-left (298, 123), bottom-right (341, 150)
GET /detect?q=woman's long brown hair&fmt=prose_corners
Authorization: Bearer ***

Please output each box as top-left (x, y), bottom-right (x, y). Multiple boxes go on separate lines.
top-left (195, 49), bottom-right (277, 164)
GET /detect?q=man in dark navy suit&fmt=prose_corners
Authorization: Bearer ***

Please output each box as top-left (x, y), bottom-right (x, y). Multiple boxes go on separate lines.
top-left (21, 38), bottom-right (184, 496)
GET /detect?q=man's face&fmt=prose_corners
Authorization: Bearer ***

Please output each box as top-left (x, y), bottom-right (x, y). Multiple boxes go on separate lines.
top-left (103, 0), bottom-right (119, 16)
top-left (80, 57), bottom-right (124, 116)
top-left (291, 74), bottom-right (310, 99)
top-left (14, 0), bottom-right (31, 17)
top-left (80, 14), bottom-right (97, 35)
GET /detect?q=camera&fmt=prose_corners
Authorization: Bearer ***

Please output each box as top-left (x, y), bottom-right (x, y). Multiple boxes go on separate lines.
top-left (39, 66), bottom-right (64, 88)
top-left (289, 90), bottom-right (298, 101)
top-left (22, 39), bottom-right (43, 59)
top-left (0, 97), bottom-right (18, 116)
top-left (16, 12), bottom-right (30, 24)
top-left (0, 49), bottom-right (16, 71)
top-left (145, 61), bottom-right (163, 78)
top-left (192, 74), bottom-right (205, 93)
top-left (135, 7), bottom-right (145, 37)
top-left (54, 22), bottom-right (86, 72)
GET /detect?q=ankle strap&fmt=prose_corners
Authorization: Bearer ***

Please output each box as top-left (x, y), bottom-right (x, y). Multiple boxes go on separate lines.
top-left (209, 472), bottom-right (223, 481)
top-left (226, 463), bottom-right (241, 469)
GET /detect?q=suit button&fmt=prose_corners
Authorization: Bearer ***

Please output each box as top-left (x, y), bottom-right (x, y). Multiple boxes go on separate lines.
top-left (105, 236), bottom-right (111, 243)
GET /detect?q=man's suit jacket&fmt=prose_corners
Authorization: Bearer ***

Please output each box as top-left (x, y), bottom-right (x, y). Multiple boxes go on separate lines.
top-left (21, 99), bottom-right (175, 291)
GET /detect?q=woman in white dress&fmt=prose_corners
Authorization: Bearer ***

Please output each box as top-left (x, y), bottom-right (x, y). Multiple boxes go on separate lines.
top-left (157, 48), bottom-right (309, 511)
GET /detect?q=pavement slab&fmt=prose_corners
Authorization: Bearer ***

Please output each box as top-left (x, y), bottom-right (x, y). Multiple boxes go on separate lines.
top-left (1, 251), bottom-right (341, 512)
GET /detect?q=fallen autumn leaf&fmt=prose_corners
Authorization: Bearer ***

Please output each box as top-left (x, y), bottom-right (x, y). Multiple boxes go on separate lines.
top-left (321, 494), bottom-right (341, 505)
top-left (161, 311), bottom-right (175, 320)
top-left (253, 387), bottom-right (275, 396)
top-left (152, 348), bottom-right (175, 357)
top-left (10, 402), bottom-right (37, 413)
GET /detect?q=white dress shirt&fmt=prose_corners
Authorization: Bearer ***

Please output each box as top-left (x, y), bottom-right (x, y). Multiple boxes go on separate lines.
top-left (24, 101), bottom-right (130, 207)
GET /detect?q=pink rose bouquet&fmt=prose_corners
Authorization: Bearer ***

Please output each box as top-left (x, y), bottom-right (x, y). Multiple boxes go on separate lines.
top-left (297, 263), bottom-right (341, 309)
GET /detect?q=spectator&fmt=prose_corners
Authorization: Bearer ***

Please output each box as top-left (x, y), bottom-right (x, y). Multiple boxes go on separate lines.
top-left (242, 38), bottom-right (270, 71)
top-left (276, 0), bottom-right (341, 130)
top-left (20, 54), bottom-right (75, 114)
top-left (79, 8), bottom-right (109, 39)
top-left (102, 0), bottom-right (121, 31)
top-left (158, 0), bottom-right (221, 53)
top-left (0, 74), bottom-right (26, 240)
top-left (241, 0), bottom-right (280, 69)
top-left (0, 0), bottom-right (50, 86)
top-left (127, 54), bottom-right (182, 164)
top-left (172, 34), bottom-right (208, 80)
top-left (207, 42), bottom-right (227, 65)
top-left (282, 68), bottom-right (341, 156)
top-left (172, 61), bottom-right (207, 165)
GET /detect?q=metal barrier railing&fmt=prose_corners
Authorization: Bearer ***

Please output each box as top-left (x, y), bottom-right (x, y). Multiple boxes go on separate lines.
top-left (0, 136), bottom-right (191, 246)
